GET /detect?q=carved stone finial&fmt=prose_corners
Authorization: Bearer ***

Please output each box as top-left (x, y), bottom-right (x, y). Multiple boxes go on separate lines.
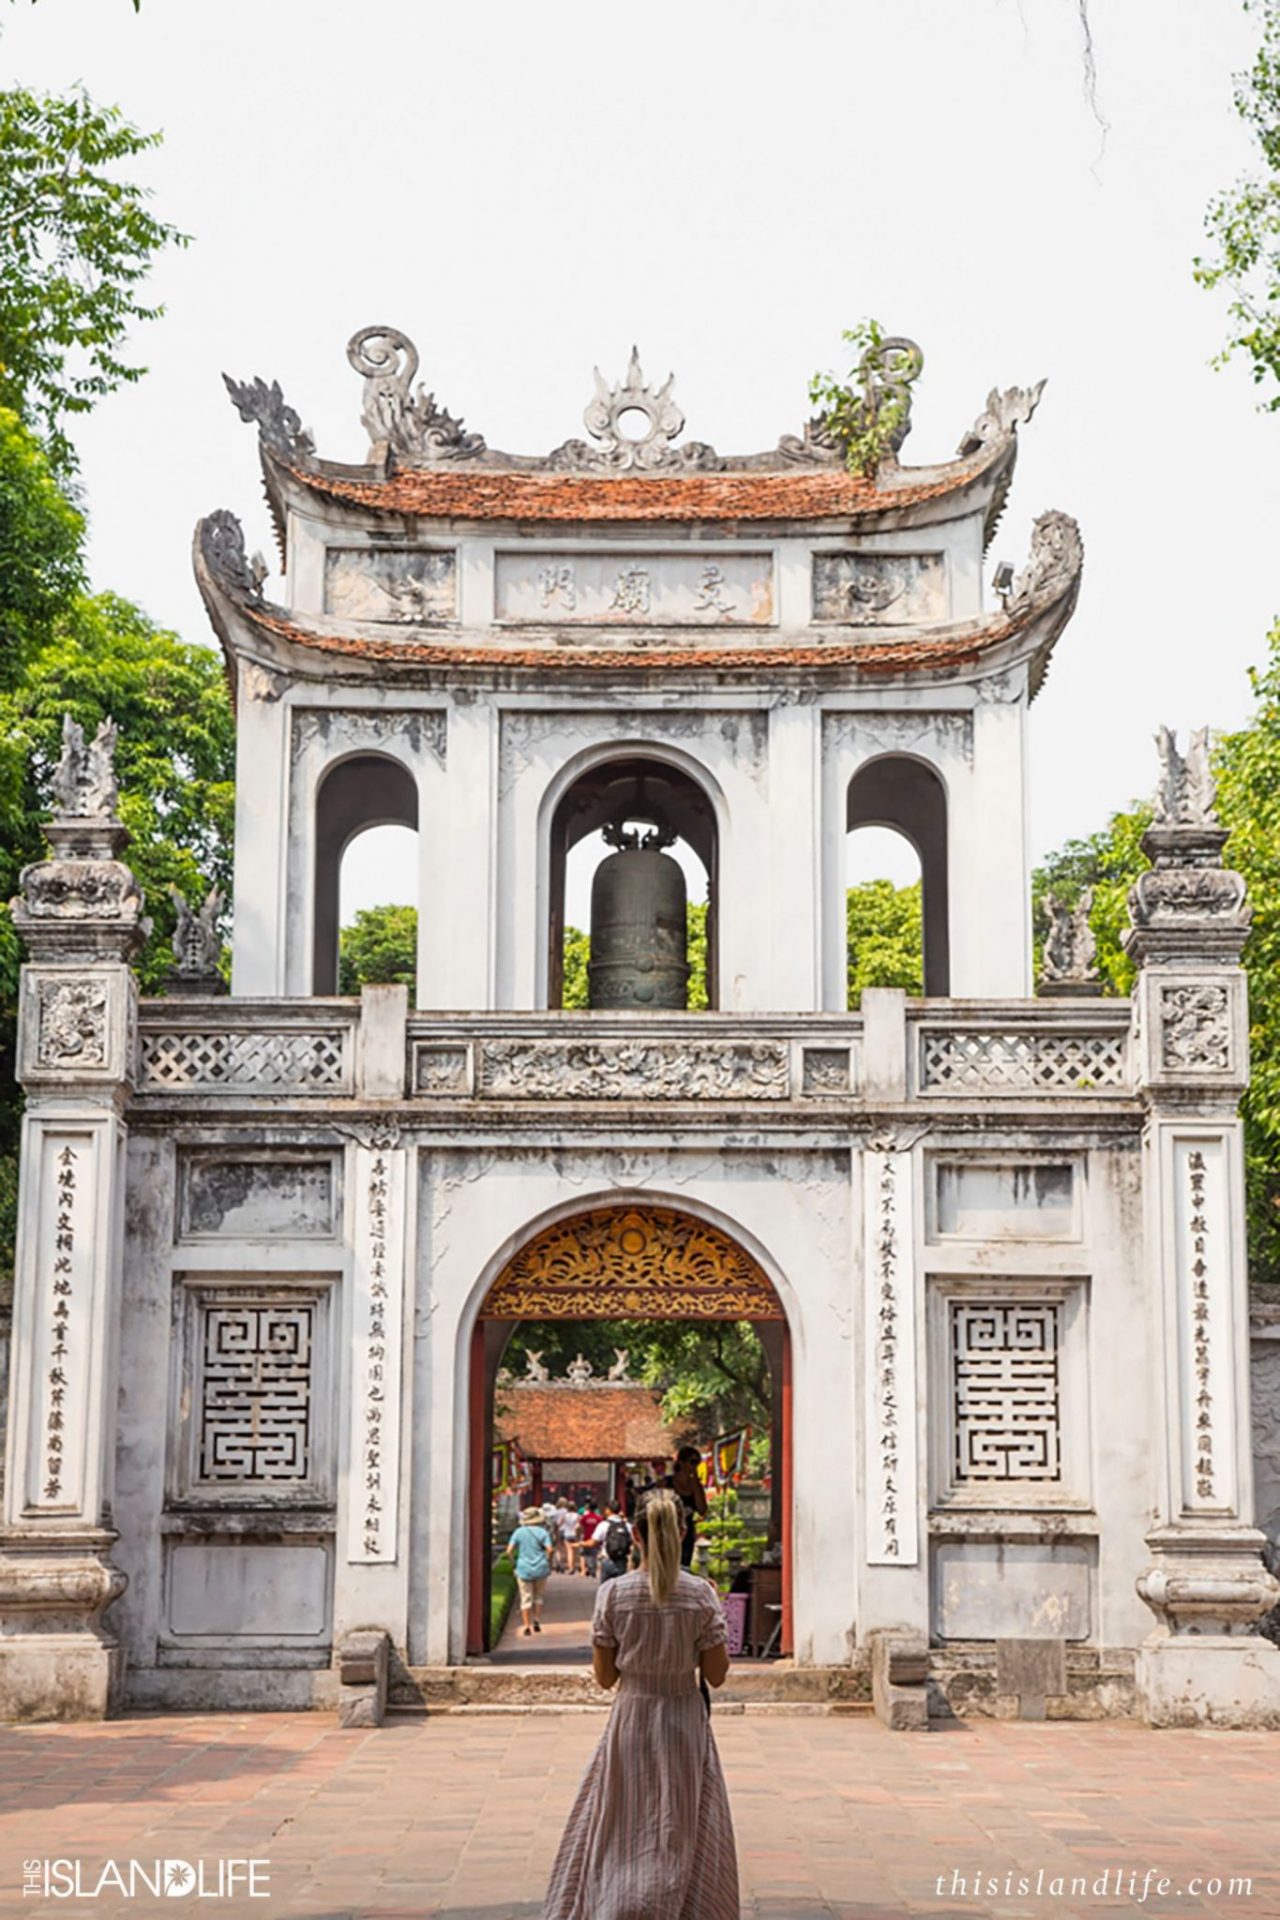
top-left (199, 510), bottom-right (264, 603)
top-left (857, 334), bottom-right (924, 460)
top-left (1153, 725), bottom-right (1219, 830)
top-left (167, 885), bottom-right (226, 994)
top-left (523, 1349), bottom-right (549, 1384)
top-left (1039, 891), bottom-right (1100, 995)
top-left (50, 715), bottom-right (120, 822)
top-left (566, 1352), bottom-right (594, 1386)
top-left (347, 325), bottom-right (486, 465)
top-left (222, 373), bottom-right (315, 460)
top-left (548, 348), bottom-right (721, 472)
top-left (1010, 510), bottom-right (1084, 611)
top-left (1125, 727), bottom-right (1249, 969)
top-left (957, 380), bottom-right (1046, 457)
top-left (607, 1348), bottom-right (630, 1383)
top-left (11, 715), bottom-right (148, 963)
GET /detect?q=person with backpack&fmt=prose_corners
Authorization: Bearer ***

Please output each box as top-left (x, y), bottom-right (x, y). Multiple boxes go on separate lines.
top-left (591, 1503), bottom-right (633, 1584)
top-left (541, 1488), bottom-right (738, 1919)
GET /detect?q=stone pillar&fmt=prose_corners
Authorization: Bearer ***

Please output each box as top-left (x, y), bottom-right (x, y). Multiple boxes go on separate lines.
top-left (1126, 729), bottom-right (1280, 1727)
top-left (0, 718), bottom-right (143, 1720)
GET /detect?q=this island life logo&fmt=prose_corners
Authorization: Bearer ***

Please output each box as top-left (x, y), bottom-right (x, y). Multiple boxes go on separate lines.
top-left (23, 1857), bottom-right (271, 1899)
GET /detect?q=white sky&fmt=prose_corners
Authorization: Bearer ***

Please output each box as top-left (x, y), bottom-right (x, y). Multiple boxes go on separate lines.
top-left (5, 0), bottom-right (1277, 927)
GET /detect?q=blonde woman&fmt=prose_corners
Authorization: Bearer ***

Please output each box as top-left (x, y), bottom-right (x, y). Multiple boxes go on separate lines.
top-left (541, 1488), bottom-right (738, 1920)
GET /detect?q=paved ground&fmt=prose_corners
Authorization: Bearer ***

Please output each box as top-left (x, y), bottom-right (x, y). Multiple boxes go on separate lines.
top-left (490, 1565), bottom-right (598, 1664)
top-left (2, 1708), bottom-right (1277, 1919)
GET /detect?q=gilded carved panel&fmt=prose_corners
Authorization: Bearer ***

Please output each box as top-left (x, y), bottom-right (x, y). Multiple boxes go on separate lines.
top-left (481, 1205), bottom-right (782, 1321)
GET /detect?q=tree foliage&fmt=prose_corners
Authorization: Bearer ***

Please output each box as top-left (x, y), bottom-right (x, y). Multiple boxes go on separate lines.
top-left (0, 407), bottom-right (84, 668)
top-left (809, 320), bottom-right (923, 476)
top-left (0, 87), bottom-right (185, 468)
top-left (1031, 806), bottom-right (1152, 997)
top-left (846, 878), bottom-right (923, 1005)
top-left (338, 903), bottom-right (417, 996)
top-left (1195, 0), bottom-right (1280, 406)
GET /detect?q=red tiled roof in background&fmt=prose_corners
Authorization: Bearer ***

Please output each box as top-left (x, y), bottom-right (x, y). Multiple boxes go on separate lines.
top-left (494, 1385), bottom-right (692, 1461)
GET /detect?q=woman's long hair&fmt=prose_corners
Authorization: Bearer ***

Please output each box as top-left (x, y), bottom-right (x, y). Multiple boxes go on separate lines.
top-left (634, 1488), bottom-right (684, 1605)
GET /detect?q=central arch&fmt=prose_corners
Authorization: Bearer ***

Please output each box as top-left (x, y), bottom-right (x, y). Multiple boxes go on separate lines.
top-left (466, 1203), bottom-right (793, 1657)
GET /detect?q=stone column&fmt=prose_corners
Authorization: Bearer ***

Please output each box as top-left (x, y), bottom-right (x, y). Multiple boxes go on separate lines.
top-left (0, 718), bottom-right (143, 1720)
top-left (1126, 728), bottom-right (1280, 1727)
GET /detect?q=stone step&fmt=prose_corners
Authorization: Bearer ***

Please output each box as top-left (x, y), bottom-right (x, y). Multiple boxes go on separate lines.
top-left (390, 1663), bottom-right (872, 1711)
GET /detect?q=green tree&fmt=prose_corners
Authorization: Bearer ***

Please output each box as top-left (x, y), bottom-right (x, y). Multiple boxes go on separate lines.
top-left (0, 87), bottom-right (185, 468)
top-left (1195, 0), bottom-right (1280, 406)
top-left (338, 903), bottom-right (418, 996)
top-left (0, 407), bottom-right (84, 668)
top-left (562, 925), bottom-right (590, 1009)
top-left (846, 878), bottom-right (923, 1005)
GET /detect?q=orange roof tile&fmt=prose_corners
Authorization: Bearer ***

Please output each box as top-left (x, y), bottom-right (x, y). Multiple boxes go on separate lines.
top-left (494, 1385), bottom-right (692, 1460)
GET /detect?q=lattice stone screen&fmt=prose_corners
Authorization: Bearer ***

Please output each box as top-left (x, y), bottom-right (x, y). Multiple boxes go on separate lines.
top-left (140, 1027), bottom-right (350, 1092)
top-left (919, 1027), bottom-right (1128, 1094)
top-left (174, 1285), bottom-right (333, 1502)
top-left (951, 1300), bottom-right (1062, 1483)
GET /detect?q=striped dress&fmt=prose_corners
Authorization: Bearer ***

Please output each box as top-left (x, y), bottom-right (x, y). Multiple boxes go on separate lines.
top-left (541, 1568), bottom-right (739, 1920)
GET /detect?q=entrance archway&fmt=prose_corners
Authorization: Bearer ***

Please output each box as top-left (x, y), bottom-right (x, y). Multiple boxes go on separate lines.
top-left (467, 1204), bottom-right (792, 1657)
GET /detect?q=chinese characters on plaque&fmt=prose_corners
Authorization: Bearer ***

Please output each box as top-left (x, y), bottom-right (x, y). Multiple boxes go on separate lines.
top-left (348, 1143), bottom-right (406, 1563)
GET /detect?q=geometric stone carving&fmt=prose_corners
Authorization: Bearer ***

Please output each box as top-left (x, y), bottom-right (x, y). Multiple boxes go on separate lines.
top-left (952, 1301), bottom-right (1062, 1482)
top-left (195, 1299), bottom-right (317, 1484)
top-left (919, 1026), bottom-right (1128, 1093)
top-left (481, 1205), bottom-right (783, 1322)
top-left (476, 1038), bottom-right (791, 1101)
top-left (138, 1026), bottom-right (349, 1092)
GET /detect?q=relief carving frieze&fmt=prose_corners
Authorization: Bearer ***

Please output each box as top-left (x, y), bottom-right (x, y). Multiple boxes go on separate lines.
top-left (498, 708), bottom-right (768, 797)
top-left (323, 547), bottom-right (457, 626)
top-left (476, 1038), bottom-right (790, 1101)
top-left (822, 709), bottom-right (973, 768)
top-left (1160, 984), bottom-right (1233, 1074)
top-left (36, 979), bottom-right (109, 1070)
top-left (291, 708), bottom-right (447, 765)
top-left (481, 1205), bottom-right (782, 1321)
top-left (811, 551), bottom-right (946, 627)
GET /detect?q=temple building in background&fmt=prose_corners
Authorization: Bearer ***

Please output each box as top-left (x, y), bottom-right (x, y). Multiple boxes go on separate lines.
top-left (3, 326), bottom-right (1279, 1727)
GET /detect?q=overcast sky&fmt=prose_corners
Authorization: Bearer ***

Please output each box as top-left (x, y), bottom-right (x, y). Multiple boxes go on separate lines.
top-left (5, 0), bottom-right (1278, 924)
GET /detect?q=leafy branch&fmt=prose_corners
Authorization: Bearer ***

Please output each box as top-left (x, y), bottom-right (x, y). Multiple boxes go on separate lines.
top-left (808, 319), bottom-right (923, 477)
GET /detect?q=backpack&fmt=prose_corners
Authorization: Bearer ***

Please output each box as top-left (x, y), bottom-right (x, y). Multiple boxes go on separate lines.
top-left (604, 1518), bottom-right (630, 1563)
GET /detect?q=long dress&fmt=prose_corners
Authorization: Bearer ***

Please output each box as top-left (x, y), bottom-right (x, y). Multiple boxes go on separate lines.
top-left (541, 1568), bottom-right (739, 1920)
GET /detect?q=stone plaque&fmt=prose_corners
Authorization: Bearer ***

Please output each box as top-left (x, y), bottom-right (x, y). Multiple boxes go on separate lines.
top-left (933, 1163), bottom-right (1076, 1241)
top-left (933, 1541), bottom-right (1092, 1641)
top-left (324, 547), bottom-right (456, 624)
top-left (167, 1542), bottom-right (330, 1637)
top-left (181, 1155), bottom-right (337, 1238)
top-left (348, 1143), bottom-right (407, 1564)
top-left (863, 1146), bottom-right (920, 1566)
top-left (812, 551), bottom-right (946, 626)
top-left (494, 551), bottom-right (775, 626)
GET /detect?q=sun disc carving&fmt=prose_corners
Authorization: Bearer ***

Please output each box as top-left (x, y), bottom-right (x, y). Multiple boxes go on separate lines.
top-left (481, 1205), bottom-right (782, 1322)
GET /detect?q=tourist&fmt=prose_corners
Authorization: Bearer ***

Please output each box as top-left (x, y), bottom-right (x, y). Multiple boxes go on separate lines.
top-left (649, 1445), bottom-right (709, 1569)
top-left (579, 1503), bottom-right (602, 1576)
top-left (552, 1497), bottom-right (575, 1572)
top-left (505, 1505), bottom-right (553, 1637)
top-left (541, 1488), bottom-right (738, 1920)
top-left (561, 1502), bottom-right (584, 1574)
top-left (592, 1503), bottom-right (633, 1584)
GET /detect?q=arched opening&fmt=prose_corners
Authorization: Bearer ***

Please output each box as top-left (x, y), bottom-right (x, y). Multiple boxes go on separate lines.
top-left (548, 757), bottom-right (717, 1010)
top-left (846, 756), bottom-right (948, 998)
top-left (466, 1204), bottom-right (792, 1660)
top-left (314, 754), bottom-right (418, 995)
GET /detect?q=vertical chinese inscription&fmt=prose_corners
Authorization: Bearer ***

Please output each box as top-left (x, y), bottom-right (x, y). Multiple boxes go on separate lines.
top-left (348, 1142), bottom-right (406, 1563)
top-left (1187, 1147), bottom-right (1215, 1502)
top-left (863, 1145), bottom-right (919, 1565)
top-left (44, 1144), bottom-right (79, 1502)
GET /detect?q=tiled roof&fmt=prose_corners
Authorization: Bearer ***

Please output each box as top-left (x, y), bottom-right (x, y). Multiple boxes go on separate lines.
top-left (494, 1384), bottom-right (692, 1461)
top-left (270, 441), bottom-right (1010, 527)
top-left (220, 595), bottom-right (1036, 679)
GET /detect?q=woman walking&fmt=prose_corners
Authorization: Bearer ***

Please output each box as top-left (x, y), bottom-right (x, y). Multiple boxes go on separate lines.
top-left (505, 1504), bottom-right (553, 1637)
top-left (541, 1488), bottom-right (738, 1920)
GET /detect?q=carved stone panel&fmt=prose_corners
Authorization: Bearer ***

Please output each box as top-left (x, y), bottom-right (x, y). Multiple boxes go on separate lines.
top-left (179, 1154), bottom-right (338, 1240)
top-left (476, 1038), bottom-right (790, 1100)
top-left (348, 1144), bottom-right (407, 1564)
top-left (412, 1043), bottom-right (471, 1095)
top-left (812, 552), bottom-right (947, 626)
top-left (864, 1147), bottom-right (920, 1565)
top-left (1160, 983), bottom-right (1232, 1074)
top-left (19, 967), bottom-right (134, 1086)
top-left (323, 547), bottom-right (457, 624)
top-left (37, 979), bottom-right (108, 1070)
top-left (291, 707), bottom-right (446, 765)
top-left (951, 1301), bottom-right (1062, 1483)
top-left (494, 551), bottom-right (775, 626)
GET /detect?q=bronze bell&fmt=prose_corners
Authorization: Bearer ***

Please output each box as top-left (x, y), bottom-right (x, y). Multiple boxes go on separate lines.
top-left (588, 819), bottom-right (689, 1010)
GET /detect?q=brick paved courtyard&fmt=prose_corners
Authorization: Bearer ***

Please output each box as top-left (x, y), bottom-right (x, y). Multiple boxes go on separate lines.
top-left (0, 1709), bottom-right (1276, 1919)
